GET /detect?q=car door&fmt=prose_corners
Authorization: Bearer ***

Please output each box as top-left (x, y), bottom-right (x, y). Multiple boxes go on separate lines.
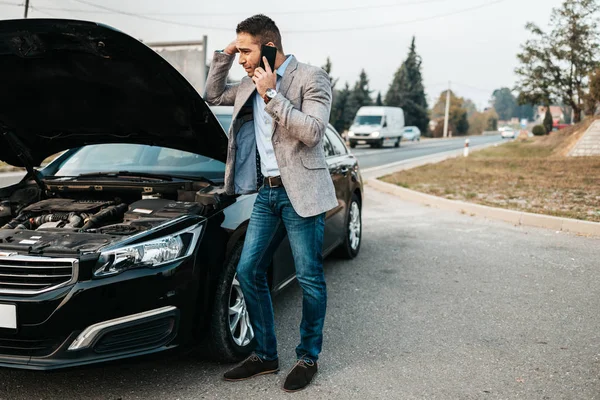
top-left (270, 130), bottom-right (342, 292)
top-left (323, 126), bottom-right (352, 254)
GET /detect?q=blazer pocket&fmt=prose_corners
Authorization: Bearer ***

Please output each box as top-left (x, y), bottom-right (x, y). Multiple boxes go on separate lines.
top-left (301, 156), bottom-right (328, 170)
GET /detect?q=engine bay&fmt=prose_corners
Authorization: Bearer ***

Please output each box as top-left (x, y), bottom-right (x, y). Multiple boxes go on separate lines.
top-left (0, 180), bottom-right (232, 254)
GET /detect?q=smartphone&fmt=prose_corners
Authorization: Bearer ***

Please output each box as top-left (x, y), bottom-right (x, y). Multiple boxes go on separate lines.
top-left (259, 44), bottom-right (277, 71)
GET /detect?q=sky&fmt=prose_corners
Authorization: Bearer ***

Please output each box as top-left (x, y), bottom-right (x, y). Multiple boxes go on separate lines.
top-left (0, 0), bottom-right (566, 110)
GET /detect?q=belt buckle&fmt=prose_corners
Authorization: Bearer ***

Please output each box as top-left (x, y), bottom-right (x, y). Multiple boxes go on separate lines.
top-left (268, 176), bottom-right (279, 188)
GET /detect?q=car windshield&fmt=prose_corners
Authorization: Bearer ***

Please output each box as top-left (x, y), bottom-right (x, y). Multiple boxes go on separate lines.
top-left (354, 116), bottom-right (382, 126)
top-left (50, 143), bottom-right (226, 181)
top-left (215, 113), bottom-right (232, 133)
top-left (404, 128), bottom-right (413, 132)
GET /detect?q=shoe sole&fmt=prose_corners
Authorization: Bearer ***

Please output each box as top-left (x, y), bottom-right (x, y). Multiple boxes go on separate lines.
top-left (223, 368), bottom-right (279, 382)
top-left (282, 371), bottom-right (318, 393)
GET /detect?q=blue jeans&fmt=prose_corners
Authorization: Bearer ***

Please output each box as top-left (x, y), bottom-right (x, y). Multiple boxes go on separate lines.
top-left (236, 186), bottom-right (327, 362)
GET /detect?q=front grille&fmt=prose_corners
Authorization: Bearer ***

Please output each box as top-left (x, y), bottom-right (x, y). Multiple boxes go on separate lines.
top-left (0, 255), bottom-right (78, 295)
top-left (94, 317), bottom-right (176, 354)
top-left (0, 336), bottom-right (64, 357)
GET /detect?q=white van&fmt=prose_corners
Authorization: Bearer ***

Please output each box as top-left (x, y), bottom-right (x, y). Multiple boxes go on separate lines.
top-left (347, 106), bottom-right (405, 148)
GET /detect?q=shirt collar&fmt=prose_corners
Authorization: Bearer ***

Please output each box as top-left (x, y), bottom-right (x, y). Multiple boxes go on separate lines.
top-left (276, 55), bottom-right (294, 78)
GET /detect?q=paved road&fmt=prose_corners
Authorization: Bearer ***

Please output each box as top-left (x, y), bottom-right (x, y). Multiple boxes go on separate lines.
top-left (0, 136), bottom-right (505, 188)
top-left (350, 135), bottom-right (504, 170)
top-left (1, 187), bottom-right (598, 400)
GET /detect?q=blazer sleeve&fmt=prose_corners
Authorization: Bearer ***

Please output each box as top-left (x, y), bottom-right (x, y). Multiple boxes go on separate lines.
top-left (204, 51), bottom-right (240, 106)
top-left (264, 67), bottom-right (332, 148)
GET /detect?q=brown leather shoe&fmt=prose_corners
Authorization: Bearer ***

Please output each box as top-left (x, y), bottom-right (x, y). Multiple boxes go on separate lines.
top-left (223, 354), bottom-right (279, 381)
top-left (283, 359), bottom-right (318, 392)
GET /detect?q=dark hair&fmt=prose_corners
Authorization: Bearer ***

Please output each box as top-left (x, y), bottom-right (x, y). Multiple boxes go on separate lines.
top-left (236, 14), bottom-right (283, 52)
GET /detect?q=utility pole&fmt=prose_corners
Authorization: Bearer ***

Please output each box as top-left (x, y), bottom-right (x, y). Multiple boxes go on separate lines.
top-left (24, 0), bottom-right (30, 18)
top-left (443, 81), bottom-right (451, 138)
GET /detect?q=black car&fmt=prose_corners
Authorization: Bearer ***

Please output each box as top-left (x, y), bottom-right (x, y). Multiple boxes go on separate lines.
top-left (0, 19), bottom-right (363, 370)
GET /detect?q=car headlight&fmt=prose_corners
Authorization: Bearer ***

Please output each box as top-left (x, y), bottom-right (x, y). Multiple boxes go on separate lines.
top-left (94, 223), bottom-right (202, 278)
top-left (348, 131), bottom-right (355, 137)
top-left (371, 131), bottom-right (380, 137)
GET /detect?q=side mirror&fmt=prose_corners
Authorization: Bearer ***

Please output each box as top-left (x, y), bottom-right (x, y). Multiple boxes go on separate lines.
top-left (382, 122), bottom-right (388, 128)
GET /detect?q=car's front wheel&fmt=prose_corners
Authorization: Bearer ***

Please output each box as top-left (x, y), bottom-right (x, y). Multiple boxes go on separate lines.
top-left (205, 242), bottom-right (254, 362)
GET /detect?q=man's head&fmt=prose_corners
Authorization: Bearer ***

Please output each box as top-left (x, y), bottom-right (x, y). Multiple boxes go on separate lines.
top-left (235, 14), bottom-right (284, 77)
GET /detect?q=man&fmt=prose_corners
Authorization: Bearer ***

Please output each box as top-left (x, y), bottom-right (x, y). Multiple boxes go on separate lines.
top-left (204, 14), bottom-right (337, 392)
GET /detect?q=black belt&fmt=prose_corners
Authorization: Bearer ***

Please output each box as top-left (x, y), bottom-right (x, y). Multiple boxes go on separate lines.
top-left (263, 176), bottom-right (283, 188)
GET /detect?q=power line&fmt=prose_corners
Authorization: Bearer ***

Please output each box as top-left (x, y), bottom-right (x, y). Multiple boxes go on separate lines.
top-left (68, 0), bottom-right (508, 34)
top-left (37, 0), bottom-right (450, 17)
top-left (289, 0), bottom-right (508, 33)
top-left (0, 1), bottom-right (20, 6)
top-left (29, 5), bottom-right (59, 18)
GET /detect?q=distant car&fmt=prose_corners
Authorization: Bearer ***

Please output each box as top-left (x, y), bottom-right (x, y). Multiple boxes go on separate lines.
top-left (501, 128), bottom-right (517, 139)
top-left (402, 126), bottom-right (421, 141)
top-left (347, 106), bottom-right (405, 149)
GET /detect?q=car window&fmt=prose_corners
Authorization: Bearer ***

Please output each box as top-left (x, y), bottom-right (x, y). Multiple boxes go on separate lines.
top-left (354, 115), bottom-right (382, 126)
top-left (326, 128), bottom-right (348, 156)
top-left (215, 113), bottom-right (232, 133)
top-left (322, 134), bottom-right (335, 158)
top-left (52, 143), bottom-right (226, 180)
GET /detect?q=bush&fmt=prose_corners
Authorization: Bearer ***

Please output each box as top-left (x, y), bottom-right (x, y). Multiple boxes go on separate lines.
top-left (532, 125), bottom-right (546, 136)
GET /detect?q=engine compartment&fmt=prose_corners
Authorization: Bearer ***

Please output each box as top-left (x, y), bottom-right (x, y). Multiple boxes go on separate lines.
top-left (0, 180), bottom-right (231, 236)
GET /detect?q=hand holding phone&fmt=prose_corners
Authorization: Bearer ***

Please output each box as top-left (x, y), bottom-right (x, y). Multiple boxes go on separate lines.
top-left (260, 45), bottom-right (277, 71)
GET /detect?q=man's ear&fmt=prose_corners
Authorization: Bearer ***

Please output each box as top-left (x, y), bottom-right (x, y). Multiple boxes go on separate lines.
top-left (266, 41), bottom-right (276, 48)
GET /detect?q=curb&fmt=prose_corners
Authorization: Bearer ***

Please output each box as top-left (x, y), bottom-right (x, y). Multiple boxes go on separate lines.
top-left (367, 167), bottom-right (600, 238)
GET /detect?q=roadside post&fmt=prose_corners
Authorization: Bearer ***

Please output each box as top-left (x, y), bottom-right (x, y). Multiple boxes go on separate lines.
top-left (464, 138), bottom-right (470, 157)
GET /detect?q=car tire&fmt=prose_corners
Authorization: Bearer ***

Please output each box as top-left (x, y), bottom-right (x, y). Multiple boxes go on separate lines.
top-left (350, 142), bottom-right (356, 148)
top-left (334, 193), bottom-right (362, 259)
top-left (394, 138), bottom-right (400, 148)
top-left (205, 242), bottom-right (254, 362)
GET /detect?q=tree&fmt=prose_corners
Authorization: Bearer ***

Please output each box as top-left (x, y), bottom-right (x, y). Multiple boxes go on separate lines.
top-left (463, 99), bottom-right (478, 118)
top-left (321, 57), bottom-right (338, 89)
top-left (384, 37), bottom-right (429, 132)
top-left (468, 108), bottom-right (499, 135)
top-left (515, 0), bottom-right (600, 123)
top-left (350, 69), bottom-right (373, 110)
top-left (376, 92), bottom-right (383, 106)
top-left (330, 82), bottom-right (352, 132)
top-left (584, 67), bottom-right (600, 115)
top-left (491, 88), bottom-right (517, 121)
top-left (544, 107), bottom-right (553, 133)
top-left (431, 90), bottom-right (470, 136)
top-left (515, 102), bottom-right (535, 121)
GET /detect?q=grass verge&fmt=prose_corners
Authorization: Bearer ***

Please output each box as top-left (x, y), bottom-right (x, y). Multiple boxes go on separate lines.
top-left (381, 119), bottom-right (600, 223)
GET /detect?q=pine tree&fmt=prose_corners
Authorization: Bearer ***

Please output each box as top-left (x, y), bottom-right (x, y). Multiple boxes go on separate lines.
top-left (543, 107), bottom-right (553, 133)
top-left (331, 82), bottom-right (352, 132)
top-left (376, 92), bottom-right (383, 106)
top-left (350, 69), bottom-right (373, 110)
top-left (321, 57), bottom-right (338, 89)
top-left (384, 37), bottom-right (429, 132)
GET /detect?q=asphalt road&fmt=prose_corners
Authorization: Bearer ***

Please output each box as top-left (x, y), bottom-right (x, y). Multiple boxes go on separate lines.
top-left (0, 136), bottom-right (505, 189)
top-left (1, 187), bottom-right (598, 400)
top-left (350, 135), bottom-right (504, 170)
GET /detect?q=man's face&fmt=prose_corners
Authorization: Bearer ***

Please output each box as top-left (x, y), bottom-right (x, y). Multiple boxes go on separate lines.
top-left (236, 32), bottom-right (262, 77)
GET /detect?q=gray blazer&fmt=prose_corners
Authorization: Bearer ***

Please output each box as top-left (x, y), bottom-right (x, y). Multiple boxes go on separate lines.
top-left (204, 51), bottom-right (338, 218)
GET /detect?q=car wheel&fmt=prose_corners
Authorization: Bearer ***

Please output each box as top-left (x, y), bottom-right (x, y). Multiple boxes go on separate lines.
top-left (394, 138), bottom-right (400, 148)
top-left (205, 242), bottom-right (254, 362)
top-left (334, 193), bottom-right (362, 259)
top-left (350, 142), bottom-right (356, 148)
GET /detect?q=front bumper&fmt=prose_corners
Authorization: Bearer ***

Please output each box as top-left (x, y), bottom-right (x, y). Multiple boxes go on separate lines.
top-left (0, 256), bottom-right (197, 370)
top-left (349, 137), bottom-right (381, 144)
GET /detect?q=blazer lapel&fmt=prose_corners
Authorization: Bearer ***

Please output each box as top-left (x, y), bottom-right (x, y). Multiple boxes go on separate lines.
top-left (278, 57), bottom-right (298, 99)
top-left (232, 77), bottom-right (256, 122)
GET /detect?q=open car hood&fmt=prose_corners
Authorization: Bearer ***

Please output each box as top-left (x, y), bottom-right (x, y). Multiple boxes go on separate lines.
top-left (0, 19), bottom-right (227, 167)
